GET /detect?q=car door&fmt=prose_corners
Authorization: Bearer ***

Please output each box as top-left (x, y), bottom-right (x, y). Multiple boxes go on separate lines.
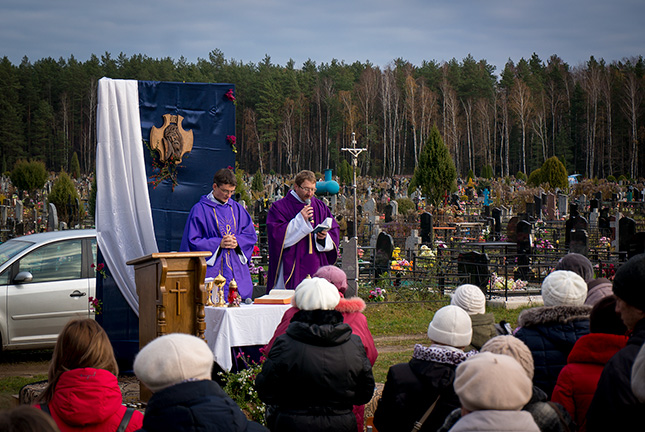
top-left (6, 237), bottom-right (92, 347)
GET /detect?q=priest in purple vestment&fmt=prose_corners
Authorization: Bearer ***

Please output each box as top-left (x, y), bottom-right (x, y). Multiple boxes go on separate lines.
top-left (266, 170), bottom-right (340, 291)
top-left (180, 168), bottom-right (257, 299)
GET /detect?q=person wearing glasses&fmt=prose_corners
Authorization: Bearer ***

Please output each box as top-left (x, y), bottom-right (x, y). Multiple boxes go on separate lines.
top-left (180, 168), bottom-right (257, 300)
top-left (266, 170), bottom-right (340, 291)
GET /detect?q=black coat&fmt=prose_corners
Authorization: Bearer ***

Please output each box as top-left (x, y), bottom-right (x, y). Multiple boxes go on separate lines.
top-left (255, 310), bottom-right (375, 432)
top-left (514, 305), bottom-right (591, 398)
top-left (586, 318), bottom-right (645, 431)
top-left (138, 380), bottom-right (267, 432)
top-left (374, 345), bottom-right (474, 432)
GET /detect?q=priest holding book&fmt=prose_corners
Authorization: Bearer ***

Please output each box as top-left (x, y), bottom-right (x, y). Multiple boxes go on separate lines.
top-left (266, 170), bottom-right (340, 291)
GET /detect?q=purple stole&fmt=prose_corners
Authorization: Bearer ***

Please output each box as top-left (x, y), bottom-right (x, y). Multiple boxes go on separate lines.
top-left (266, 193), bottom-right (339, 291)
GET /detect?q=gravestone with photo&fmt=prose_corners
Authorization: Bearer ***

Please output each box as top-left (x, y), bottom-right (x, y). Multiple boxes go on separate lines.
top-left (506, 216), bottom-right (520, 243)
top-left (384, 203), bottom-right (394, 223)
top-left (492, 208), bottom-right (502, 240)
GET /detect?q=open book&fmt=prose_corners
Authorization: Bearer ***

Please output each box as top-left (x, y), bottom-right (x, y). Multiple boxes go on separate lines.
top-left (254, 289), bottom-right (295, 305)
top-left (312, 217), bottom-right (333, 235)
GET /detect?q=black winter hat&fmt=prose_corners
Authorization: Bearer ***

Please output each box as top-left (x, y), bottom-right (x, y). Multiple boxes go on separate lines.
top-left (555, 252), bottom-right (594, 282)
top-left (612, 253), bottom-right (645, 312)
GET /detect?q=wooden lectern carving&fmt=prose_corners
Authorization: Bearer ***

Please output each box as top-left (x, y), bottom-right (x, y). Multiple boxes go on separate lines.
top-left (127, 251), bottom-right (211, 402)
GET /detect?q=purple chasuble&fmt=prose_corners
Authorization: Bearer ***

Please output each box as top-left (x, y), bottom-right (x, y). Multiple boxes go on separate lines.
top-left (180, 195), bottom-right (257, 299)
top-left (266, 193), bottom-right (340, 291)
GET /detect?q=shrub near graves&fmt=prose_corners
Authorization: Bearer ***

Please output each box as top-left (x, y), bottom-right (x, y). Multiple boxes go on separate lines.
top-left (48, 171), bottom-right (79, 226)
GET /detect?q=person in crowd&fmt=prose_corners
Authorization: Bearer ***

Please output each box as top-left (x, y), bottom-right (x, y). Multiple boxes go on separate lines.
top-left (554, 251), bottom-right (613, 305)
top-left (0, 405), bottom-right (60, 432)
top-left (263, 266), bottom-right (377, 432)
top-left (255, 277), bottom-right (375, 432)
top-left (450, 284), bottom-right (497, 351)
top-left (134, 333), bottom-right (267, 432)
top-left (180, 168), bottom-right (257, 299)
top-left (266, 170), bottom-right (340, 290)
top-left (554, 252), bottom-right (594, 283)
top-left (374, 305), bottom-right (476, 432)
top-left (631, 342), bottom-right (645, 403)
top-left (586, 253), bottom-right (645, 431)
top-left (449, 352), bottom-right (540, 431)
top-left (439, 335), bottom-right (575, 432)
top-left (551, 295), bottom-right (628, 431)
top-left (34, 319), bottom-right (143, 432)
top-left (514, 270), bottom-right (591, 398)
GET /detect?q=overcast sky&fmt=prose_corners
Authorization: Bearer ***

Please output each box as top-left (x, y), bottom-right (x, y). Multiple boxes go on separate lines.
top-left (2, 0), bottom-right (643, 74)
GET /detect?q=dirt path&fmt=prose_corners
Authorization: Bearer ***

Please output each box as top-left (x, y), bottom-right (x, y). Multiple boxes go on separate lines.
top-left (0, 350), bottom-right (51, 378)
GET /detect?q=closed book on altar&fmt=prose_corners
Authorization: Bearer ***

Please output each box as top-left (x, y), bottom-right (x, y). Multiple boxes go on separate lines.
top-left (254, 289), bottom-right (294, 304)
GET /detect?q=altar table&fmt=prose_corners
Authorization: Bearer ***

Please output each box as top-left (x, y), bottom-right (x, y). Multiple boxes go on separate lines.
top-left (205, 303), bottom-right (291, 370)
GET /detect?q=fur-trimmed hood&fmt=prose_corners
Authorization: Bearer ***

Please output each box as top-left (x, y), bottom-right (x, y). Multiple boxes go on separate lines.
top-left (518, 305), bottom-right (592, 328)
top-left (335, 296), bottom-right (366, 314)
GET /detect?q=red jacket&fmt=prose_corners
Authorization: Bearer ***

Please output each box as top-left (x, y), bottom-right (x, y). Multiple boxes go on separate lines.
top-left (35, 367), bottom-right (143, 432)
top-left (551, 333), bottom-right (628, 431)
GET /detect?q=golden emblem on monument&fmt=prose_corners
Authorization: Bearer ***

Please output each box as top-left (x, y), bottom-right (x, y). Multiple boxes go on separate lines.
top-left (150, 114), bottom-right (194, 164)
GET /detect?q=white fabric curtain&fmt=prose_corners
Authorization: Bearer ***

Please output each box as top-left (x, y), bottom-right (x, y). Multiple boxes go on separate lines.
top-left (96, 77), bottom-right (159, 316)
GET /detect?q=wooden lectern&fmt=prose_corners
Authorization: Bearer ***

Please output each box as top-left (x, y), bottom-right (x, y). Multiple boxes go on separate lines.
top-left (127, 251), bottom-right (211, 401)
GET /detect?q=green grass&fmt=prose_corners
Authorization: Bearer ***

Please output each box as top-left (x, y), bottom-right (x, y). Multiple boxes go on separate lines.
top-left (0, 375), bottom-right (47, 409)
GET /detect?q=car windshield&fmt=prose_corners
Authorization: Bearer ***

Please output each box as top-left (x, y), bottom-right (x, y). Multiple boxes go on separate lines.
top-left (0, 239), bottom-right (34, 268)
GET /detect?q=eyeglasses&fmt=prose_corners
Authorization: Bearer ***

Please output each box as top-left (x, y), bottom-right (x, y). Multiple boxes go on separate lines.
top-left (298, 185), bottom-right (316, 193)
top-left (217, 186), bottom-right (236, 195)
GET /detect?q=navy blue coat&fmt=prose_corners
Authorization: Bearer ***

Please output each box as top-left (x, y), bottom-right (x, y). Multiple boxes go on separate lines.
top-left (138, 380), bottom-right (267, 432)
top-left (515, 305), bottom-right (591, 398)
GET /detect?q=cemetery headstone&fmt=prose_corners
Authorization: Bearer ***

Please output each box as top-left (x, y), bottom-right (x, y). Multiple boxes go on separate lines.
top-left (1, 204), bottom-right (7, 227)
top-left (506, 216), bottom-right (520, 243)
top-left (546, 194), bottom-right (556, 220)
top-left (405, 229), bottom-right (422, 260)
top-left (341, 237), bottom-right (359, 298)
top-left (619, 216), bottom-right (636, 260)
top-left (492, 208), bottom-right (502, 240)
top-left (515, 219), bottom-right (533, 281)
top-left (558, 194), bottom-right (568, 218)
top-left (570, 229), bottom-right (589, 256)
top-left (628, 232), bottom-right (645, 259)
top-left (482, 205), bottom-right (490, 218)
top-left (48, 203), bottom-right (58, 232)
top-left (525, 202), bottom-right (535, 219)
top-left (420, 212), bottom-right (434, 244)
top-left (384, 203), bottom-right (394, 223)
top-left (390, 199), bottom-right (398, 217)
top-left (565, 209), bottom-right (588, 251)
top-left (374, 231), bottom-right (394, 281)
top-left (15, 200), bottom-right (23, 224)
top-left (590, 198), bottom-right (599, 211)
top-left (589, 209), bottom-right (599, 228)
top-left (363, 197), bottom-right (376, 217)
top-left (457, 251), bottom-right (490, 294)
top-left (534, 195), bottom-right (542, 219)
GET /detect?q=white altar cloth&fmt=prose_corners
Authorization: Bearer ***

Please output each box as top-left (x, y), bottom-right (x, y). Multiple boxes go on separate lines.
top-left (205, 303), bottom-right (291, 370)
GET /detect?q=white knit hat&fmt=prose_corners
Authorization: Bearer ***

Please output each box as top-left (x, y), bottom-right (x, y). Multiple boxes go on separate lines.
top-left (451, 284), bottom-right (486, 315)
top-left (293, 277), bottom-right (341, 311)
top-left (541, 270), bottom-right (587, 307)
top-left (454, 352), bottom-right (533, 411)
top-left (427, 305), bottom-right (473, 348)
top-left (134, 333), bottom-right (213, 393)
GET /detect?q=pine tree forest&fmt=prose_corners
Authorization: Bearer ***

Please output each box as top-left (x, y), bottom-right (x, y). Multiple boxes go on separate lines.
top-left (1, 50), bottom-right (643, 181)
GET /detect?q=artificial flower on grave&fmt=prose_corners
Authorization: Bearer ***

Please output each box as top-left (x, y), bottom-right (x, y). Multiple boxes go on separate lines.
top-left (227, 135), bottom-right (238, 153)
top-left (368, 287), bottom-right (387, 302)
top-left (416, 245), bottom-right (436, 269)
top-left (598, 236), bottom-right (611, 249)
top-left (392, 247), bottom-right (401, 260)
top-left (489, 272), bottom-right (528, 291)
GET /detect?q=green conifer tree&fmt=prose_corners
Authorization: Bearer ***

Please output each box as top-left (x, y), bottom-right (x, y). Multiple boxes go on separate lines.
top-left (408, 126), bottom-right (457, 206)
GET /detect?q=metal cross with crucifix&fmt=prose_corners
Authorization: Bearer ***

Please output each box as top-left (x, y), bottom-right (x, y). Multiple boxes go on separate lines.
top-left (341, 132), bottom-right (367, 239)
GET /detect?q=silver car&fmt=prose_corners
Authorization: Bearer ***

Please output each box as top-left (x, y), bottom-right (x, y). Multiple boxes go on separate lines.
top-left (0, 229), bottom-right (97, 351)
